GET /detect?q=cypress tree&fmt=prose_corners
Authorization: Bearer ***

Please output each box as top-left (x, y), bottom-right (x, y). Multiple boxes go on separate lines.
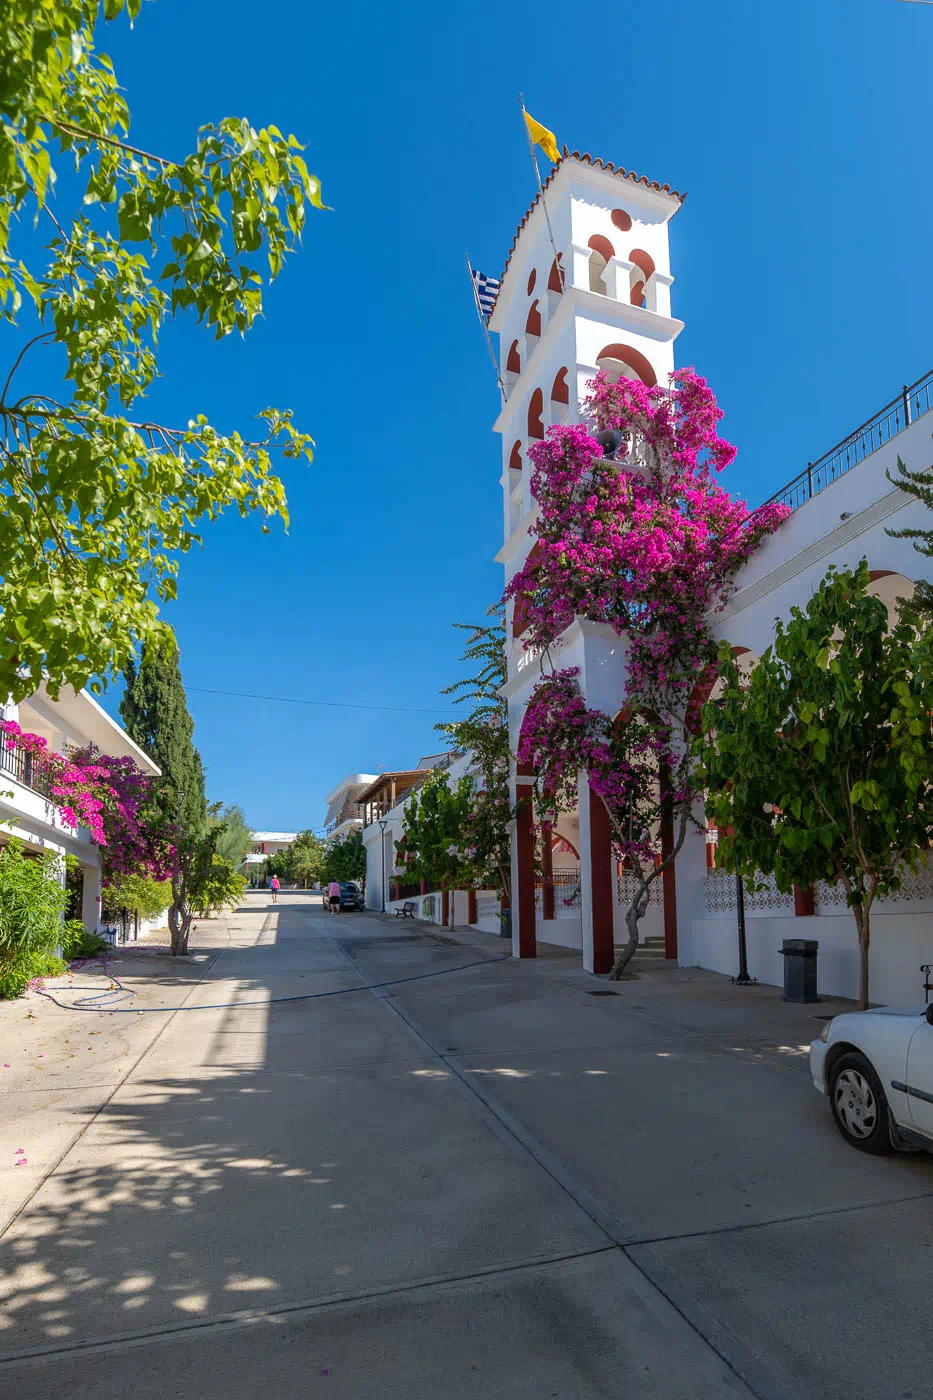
top-left (120, 639), bottom-right (209, 953)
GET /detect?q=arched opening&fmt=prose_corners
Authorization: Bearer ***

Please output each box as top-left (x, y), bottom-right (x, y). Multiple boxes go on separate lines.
top-left (526, 267), bottom-right (537, 295)
top-left (525, 298), bottom-right (541, 337)
top-left (527, 386), bottom-right (544, 440)
top-left (515, 681), bottom-right (584, 958)
top-left (509, 440), bottom-right (522, 471)
top-left (595, 343), bottom-right (658, 388)
top-left (551, 367), bottom-right (569, 405)
top-left (511, 540), bottom-right (544, 638)
top-left (506, 339), bottom-right (521, 375)
top-left (611, 208), bottom-right (633, 232)
top-left (867, 570), bottom-right (915, 626)
top-left (587, 234), bottom-right (615, 294)
top-left (628, 248), bottom-right (656, 308)
top-left (548, 255), bottom-right (564, 292)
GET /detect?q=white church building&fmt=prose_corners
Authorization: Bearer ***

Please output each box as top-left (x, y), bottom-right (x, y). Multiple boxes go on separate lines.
top-left (488, 149), bottom-right (933, 1007)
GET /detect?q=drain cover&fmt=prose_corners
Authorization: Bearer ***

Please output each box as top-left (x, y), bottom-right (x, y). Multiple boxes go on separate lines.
top-left (587, 989), bottom-right (618, 997)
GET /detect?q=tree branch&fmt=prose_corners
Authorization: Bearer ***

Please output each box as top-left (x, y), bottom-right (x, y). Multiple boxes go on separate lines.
top-left (0, 333), bottom-right (55, 410)
top-left (52, 119), bottom-right (176, 170)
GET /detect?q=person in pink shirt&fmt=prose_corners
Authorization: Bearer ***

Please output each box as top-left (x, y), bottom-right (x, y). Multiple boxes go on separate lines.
top-left (327, 878), bottom-right (341, 915)
top-left (270, 874), bottom-right (280, 904)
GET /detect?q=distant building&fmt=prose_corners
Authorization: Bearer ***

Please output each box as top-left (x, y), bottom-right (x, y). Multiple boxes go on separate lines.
top-left (323, 774), bottom-right (376, 845)
top-left (243, 830), bottom-right (297, 880)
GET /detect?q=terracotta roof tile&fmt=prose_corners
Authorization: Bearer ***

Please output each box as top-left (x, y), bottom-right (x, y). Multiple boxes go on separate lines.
top-left (490, 149), bottom-right (685, 320)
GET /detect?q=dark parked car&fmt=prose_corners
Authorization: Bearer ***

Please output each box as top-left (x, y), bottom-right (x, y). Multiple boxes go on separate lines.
top-left (321, 881), bottom-right (364, 912)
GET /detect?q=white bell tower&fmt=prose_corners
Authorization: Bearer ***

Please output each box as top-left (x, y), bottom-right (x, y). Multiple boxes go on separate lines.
top-left (487, 150), bottom-right (686, 975)
top-left (488, 151), bottom-right (685, 595)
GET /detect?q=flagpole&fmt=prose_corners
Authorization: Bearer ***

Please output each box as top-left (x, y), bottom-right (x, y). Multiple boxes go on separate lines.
top-left (465, 253), bottom-right (505, 400)
top-left (519, 94), bottom-right (565, 290)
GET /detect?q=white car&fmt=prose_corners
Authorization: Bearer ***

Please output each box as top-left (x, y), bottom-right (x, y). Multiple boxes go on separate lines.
top-left (810, 1004), bottom-right (933, 1154)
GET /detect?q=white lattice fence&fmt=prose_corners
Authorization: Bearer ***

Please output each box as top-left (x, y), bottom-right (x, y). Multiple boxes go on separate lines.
top-left (705, 871), bottom-right (794, 916)
top-left (817, 862), bottom-right (933, 908)
top-left (616, 875), bottom-right (663, 908)
top-left (475, 894), bottom-right (500, 921)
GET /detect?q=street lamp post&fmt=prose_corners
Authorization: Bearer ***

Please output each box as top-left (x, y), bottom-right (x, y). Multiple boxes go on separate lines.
top-left (734, 868), bottom-right (754, 986)
top-left (378, 819), bottom-right (388, 913)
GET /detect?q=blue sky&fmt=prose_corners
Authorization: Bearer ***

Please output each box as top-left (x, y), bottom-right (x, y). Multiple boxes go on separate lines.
top-left (92, 0), bottom-right (933, 832)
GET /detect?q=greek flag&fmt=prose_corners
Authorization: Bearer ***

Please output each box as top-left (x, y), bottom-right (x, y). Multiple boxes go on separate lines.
top-left (472, 268), bottom-right (500, 322)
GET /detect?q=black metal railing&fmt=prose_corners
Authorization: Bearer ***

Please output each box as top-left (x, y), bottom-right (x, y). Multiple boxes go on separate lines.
top-left (762, 368), bottom-right (933, 514)
top-left (0, 742), bottom-right (55, 799)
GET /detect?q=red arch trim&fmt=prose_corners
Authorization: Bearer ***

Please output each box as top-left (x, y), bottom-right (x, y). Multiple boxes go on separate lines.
top-left (506, 339), bottom-right (521, 374)
top-left (611, 208), bottom-right (633, 232)
top-left (527, 386), bottom-right (544, 440)
top-left (526, 267), bottom-right (537, 295)
top-left (509, 440), bottom-right (522, 471)
top-left (629, 248), bottom-right (656, 280)
top-left (525, 298), bottom-right (541, 337)
top-left (551, 367), bottom-right (569, 404)
top-left (587, 234), bottom-right (615, 263)
top-left (596, 343), bottom-right (658, 388)
top-left (684, 646), bottom-right (753, 737)
top-left (548, 256), bottom-right (564, 292)
top-left (512, 541), bottom-right (544, 638)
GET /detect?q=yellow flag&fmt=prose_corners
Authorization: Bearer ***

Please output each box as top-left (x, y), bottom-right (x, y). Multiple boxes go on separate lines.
top-left (523, 109), bottom-right (560, 164)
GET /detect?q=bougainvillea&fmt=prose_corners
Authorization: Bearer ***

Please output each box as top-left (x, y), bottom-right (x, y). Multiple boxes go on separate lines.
top-left (505, 369), bottom-right (788, 704)
top-left (507, 368), bottom-right (789, 975)
top-left (1, 721), bottom-right (171, 884)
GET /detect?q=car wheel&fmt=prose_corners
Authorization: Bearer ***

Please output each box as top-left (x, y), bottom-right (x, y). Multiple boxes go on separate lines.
top-left (828, 1052), bottom-right (893, 1154)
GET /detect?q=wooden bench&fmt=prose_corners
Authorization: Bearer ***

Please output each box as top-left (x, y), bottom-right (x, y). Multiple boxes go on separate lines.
top-left (395, 901), bottom-right (417, 919)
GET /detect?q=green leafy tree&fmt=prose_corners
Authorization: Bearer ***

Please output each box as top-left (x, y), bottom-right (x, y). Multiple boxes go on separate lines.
top-left (120, 637), bottom-right (207, 954)
top-left (212, 803), bottom-right (252, 870)
top-left (191, 854), bottom-right (246, 917)
top-left (0, 843), bottom-right (68, 998)
top-left (0, 0), bottom-right (323, 701)
top-left (323, 830), bottom-right (367, 889)
top-left (396, 772), bottom-right (474, 913)
top-left (287, 830), bottom-right (327, 887)
top-left (696, 561), bottom-right (933, 1010)
top-left (887, 455), bottom-right (933, 613)
top-left (435, 615), bottom-right (511, 902)
top-left (105, 871), bottom-right (172, 920)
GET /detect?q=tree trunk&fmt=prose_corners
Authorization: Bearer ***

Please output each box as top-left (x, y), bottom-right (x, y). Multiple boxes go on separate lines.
top-left (169, 869), bottom-right (190, 957)
top-left (609, 883), bottom-right (651, 980)
top-left (853, 902), bottom-right (870, 1011)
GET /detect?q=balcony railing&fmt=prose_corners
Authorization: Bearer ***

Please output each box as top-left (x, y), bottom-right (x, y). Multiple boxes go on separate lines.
top-left (0, 743), bottom-right (55, 800)
top-left (761, 368), bottom-right (933, 514)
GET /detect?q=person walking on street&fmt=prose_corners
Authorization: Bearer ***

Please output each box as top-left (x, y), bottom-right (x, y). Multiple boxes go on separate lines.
top-left (327, 878), bottom-right (341, 915)
top-left (270, 874), bottom-right (280, 905)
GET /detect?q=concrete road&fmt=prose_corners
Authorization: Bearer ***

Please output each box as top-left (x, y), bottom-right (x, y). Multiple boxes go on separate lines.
top-left (1, 895), bottom-right (931, 1398)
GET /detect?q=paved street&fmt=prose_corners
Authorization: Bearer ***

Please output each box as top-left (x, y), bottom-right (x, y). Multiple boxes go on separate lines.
top-left (2, 893), bottom-right (932, 1398)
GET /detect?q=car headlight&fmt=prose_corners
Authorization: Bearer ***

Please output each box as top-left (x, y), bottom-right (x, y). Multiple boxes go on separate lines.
top-left (819, 1019), bottom-right (832, 1043)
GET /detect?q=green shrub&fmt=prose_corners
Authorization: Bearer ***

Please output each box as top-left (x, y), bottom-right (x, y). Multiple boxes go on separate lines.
top-left (60, 919), bottom-right (109, 960)
top-left (0, 949), bottom-right (66, 1000)
top-left (0, 844), bottom-right (68, 999)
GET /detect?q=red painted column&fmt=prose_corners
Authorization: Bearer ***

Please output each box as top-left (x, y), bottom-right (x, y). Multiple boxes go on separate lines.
top-left (441, 888), bottom-right (449, 925)
top-left (660, 764), bottom-right (679, 961)
top-left (468, 889), bottom-right (477, 924)
top-left (794, 883), bottom-right (815, 917)
top-left (540, 822), bottom-right (555, 920)
top-left (588, 788), bottom-right (615, 974)
top-left (420, 879), bottom-right (428, 896)
top-left (515, 783), bottom-right (537, 958)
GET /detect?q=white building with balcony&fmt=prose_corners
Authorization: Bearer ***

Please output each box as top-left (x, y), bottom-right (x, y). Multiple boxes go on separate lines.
top-left (0, 683), bottom-right (160, 932)
top-left (324, 774), bottom-right (376, 845)
top-left (487, 147), bottom-right (933, 1005)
